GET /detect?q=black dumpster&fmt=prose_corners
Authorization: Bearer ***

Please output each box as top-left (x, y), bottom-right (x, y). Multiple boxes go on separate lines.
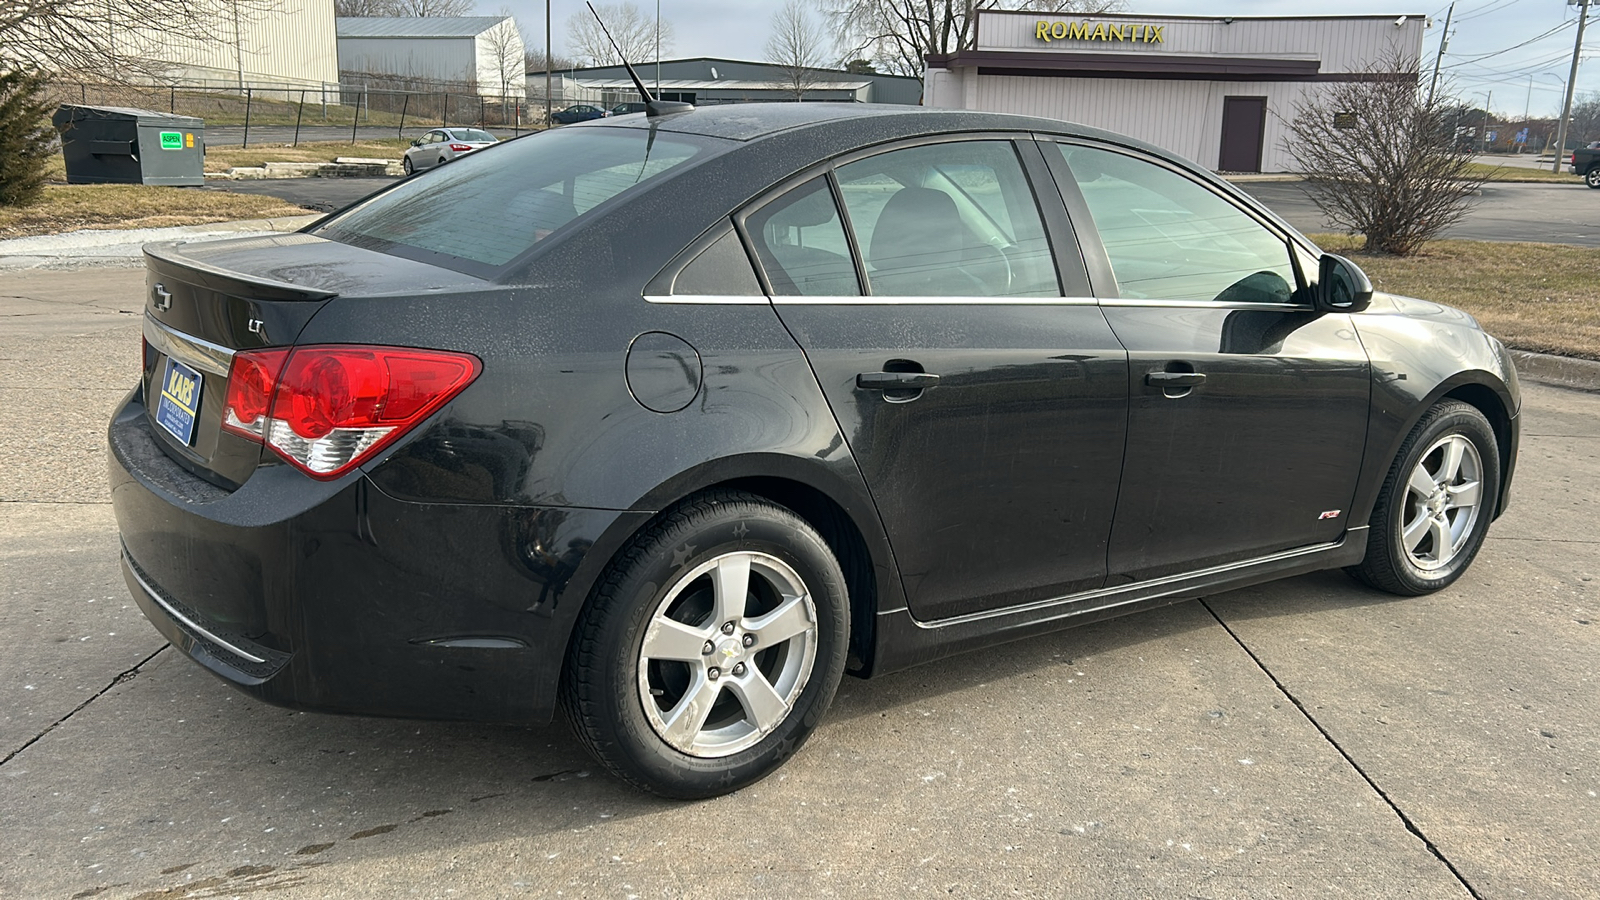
top-left (52, 105), bottom-right (205, 186)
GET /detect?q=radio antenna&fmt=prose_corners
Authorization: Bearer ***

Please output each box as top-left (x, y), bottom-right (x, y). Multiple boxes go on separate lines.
top-left (586, 1), bottom-right (693, 118)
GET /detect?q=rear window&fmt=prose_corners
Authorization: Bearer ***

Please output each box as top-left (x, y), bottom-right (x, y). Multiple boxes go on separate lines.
top-left (314, 127), bottom-right (721, 275)
top-left (451, 129), bottom-right (497, 142)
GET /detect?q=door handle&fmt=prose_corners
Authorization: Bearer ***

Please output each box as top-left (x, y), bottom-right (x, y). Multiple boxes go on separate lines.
top-left (857, 371), bottom-right (940, 390)
top-left (1145, 372), bottom-right (1206, 388)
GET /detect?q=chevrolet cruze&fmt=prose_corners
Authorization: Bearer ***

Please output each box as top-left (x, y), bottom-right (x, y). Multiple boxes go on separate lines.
top-left (111, 103), bottom-right (1519, 798)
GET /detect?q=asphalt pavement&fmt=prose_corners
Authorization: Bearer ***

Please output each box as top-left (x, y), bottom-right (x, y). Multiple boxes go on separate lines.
top-left (1236, 180), bottom-right (1600, 247)
top-left (2, 266), bottom-right (1597, 899)
top-left (205, 176), bottom-right (399, 214)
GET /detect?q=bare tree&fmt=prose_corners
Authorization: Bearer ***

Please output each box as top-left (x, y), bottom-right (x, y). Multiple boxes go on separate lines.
top-left (1, 0), bottom-right (282, 77)
top-left (566, 2), bottom-right (673, 68)
top-left (524, 48), bottom-right (578, 75)
top-left (1569, 92), bottom-right (1600, 145)
top-left (482, 9), bottom-right (525, 118)
top-left (767, 0), bottom-right (827, 101)
top-left (818, 0), bottom-right (1124, 79)
top-left (334, 0), bottom-right (397, 15)
top-left (389, 0), bottom-right (476, 15)
top-left (1284, 54), bottom-right (1486, 256)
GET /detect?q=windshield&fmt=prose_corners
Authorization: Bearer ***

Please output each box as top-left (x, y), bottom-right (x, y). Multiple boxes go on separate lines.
top-left (314, 127), bottom-right (722, 275)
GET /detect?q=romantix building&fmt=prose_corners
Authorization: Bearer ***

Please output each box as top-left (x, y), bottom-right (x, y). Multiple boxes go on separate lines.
top-left (924, 10), bottom-right (1426, 173)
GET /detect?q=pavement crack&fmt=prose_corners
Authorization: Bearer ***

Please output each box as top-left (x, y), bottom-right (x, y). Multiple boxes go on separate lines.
top-left (1, 646), bottom-right (167, 768)
top-left (1200, 599), bottom-right (1485, 900)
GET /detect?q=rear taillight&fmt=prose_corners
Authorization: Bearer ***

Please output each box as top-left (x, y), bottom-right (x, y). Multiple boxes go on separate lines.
top-left (222, 345), bottom-right (480, 479)
top-left (450, 143), bottom-right (471, 151)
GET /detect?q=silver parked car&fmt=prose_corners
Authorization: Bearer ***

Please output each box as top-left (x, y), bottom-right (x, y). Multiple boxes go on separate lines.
top-left (401, 128), bottom-right (499, 176)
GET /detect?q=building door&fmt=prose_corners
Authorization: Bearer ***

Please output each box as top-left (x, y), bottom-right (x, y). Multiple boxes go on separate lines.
top-left (1218, 97), bottom-right (1268, 173)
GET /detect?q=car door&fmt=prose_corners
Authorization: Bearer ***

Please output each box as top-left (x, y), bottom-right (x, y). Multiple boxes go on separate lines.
top-left (415, 131), bottom-right (444, 168)
top-left (741, 137), bottom-right (1130, 622)
top-left (1043, 141), bottom-right (1371, 582)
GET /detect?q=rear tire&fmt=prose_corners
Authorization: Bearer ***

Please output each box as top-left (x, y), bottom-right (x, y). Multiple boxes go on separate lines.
top-left (561, 491), bottom-right (849, 799)
top-left (1586, 166), bottom-right (1600, 189)
top-left (1347, 400), bottom-right (1500, 596)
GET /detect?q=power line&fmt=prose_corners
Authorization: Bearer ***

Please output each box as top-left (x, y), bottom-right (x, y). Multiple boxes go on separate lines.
top-left (1443, 19), bottom-right (1575, 67)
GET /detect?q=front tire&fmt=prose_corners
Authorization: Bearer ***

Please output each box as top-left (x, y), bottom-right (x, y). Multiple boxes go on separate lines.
top-left (1586, 166), bottom-right (1600, 189)
top-left (562, 491), bottom-right (849, 799)
top-left (1348, 400), bottom-right (1500, 596)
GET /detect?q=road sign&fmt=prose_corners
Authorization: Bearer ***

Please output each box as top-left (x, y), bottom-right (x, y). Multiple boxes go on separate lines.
top-left (1516, 128), bottom-right (1530, 143)
top-left (1486, 130), bottom-right (1498, 142)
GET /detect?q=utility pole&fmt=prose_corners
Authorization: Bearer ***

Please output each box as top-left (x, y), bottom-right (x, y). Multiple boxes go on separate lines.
top-left (545, 0), bottom-right (552, 126)
top-left (655, 0), bottom-right (661, 95)
top-left (1553, 0), bottom-right (1591, 172)
top-left (1427, 1), bottom-right (1454, 107)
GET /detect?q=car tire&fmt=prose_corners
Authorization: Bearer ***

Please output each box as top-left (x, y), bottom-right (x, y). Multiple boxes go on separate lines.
top-left (438, 156), bottom-right (448, 168)
top-left (1586, 167), bottom-right (1600, 189)
top-left (1347, 400), bottom-right (1500, 596)
top-left (401, 157), bottom-right (414, 177)
top-left (561, 490), bottom-right (850, 799)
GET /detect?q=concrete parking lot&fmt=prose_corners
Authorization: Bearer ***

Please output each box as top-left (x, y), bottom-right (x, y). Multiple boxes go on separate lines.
top-left (2, 265), bottom-right (1597, 899)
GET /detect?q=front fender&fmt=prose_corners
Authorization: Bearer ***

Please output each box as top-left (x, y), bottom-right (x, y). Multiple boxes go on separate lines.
top-left (1350, 295), bottom-right (1520, 526)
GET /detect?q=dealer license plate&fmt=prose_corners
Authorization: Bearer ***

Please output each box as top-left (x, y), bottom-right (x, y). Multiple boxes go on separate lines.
top-left (155, 358), bottom-right (203, 446)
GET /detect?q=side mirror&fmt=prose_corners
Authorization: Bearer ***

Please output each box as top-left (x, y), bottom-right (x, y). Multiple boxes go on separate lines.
top-left (1316, 254), bottom-right (1373, 313)
top-left (410, 139), bottom-right (422, 147)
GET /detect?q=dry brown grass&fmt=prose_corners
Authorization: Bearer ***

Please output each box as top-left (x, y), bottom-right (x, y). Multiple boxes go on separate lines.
top-left (1464, 162), bottom-right (1583, 183)
top-left (1313, 233), bottom-right (1600, 360)
top-left (0, 185), bottom-right (309, 239)
top-left (201, 139), bottom-right (415, 171)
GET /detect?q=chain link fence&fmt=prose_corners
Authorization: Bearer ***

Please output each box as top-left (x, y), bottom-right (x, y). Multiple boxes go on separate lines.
top-left (42, 80), bottom-right (551, 147)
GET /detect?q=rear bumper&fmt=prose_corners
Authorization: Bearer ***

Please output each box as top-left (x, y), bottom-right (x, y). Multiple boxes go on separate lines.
top-left (109, 389), bottom-right (648, 725)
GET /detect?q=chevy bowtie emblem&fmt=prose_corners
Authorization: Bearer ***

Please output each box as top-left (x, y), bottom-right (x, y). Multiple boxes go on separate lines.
top-left (151, 283), bottom-right (172, 311)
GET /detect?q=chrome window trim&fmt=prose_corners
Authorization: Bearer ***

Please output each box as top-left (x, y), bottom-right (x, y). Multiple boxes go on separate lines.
top-left (644, 294), bottom-right (770, 305)
top-left (771, 295), bottom-right (1101, 306)
top-left (143, 315), bottom-right (235, 377)
top-left (124, 550), bottom-right (268, 664)
top-left (1099, 299), bottom-right (1316, 312)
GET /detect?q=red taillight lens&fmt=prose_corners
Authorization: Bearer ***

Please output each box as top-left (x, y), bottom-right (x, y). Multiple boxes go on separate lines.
top-left (223, 349), bottom-right (289, 438)
top-left (222, 345), bottom-right (480, 479)
top-left (450, 143), bottom-right (471, 151)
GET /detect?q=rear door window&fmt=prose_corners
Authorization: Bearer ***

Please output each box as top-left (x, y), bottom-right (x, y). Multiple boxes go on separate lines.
top-left (742, 177), bottom-right (860, 296)
top-left (315, 128), bottom-right (723, 276)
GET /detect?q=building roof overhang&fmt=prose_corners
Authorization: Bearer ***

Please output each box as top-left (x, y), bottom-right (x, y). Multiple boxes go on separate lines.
top-left (926, 50), bottom-right (1325, 80)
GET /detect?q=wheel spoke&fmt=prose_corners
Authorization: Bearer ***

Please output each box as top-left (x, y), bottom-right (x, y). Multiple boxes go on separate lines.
top-left (1427, 515), bottom-right (1452, 562)
top-left (1448, 480), bottom-right (1481, 510)
top-left (728, 669), bottom-right (790, 734)
top-left (711, 554), bottom-right (752, 627)
top-left (744, 594), bottom-right (814, 648)
top-left (1408, 465), bottom-right (1438, 498)
top-left (660, 673), bottom-right (721, 750)
top-left (641, 617), bottom-right (711, 662)
top-left (1402, 510), bottom-right (1432, 551)
top-left (1439, 437), bottom-right (1467, 483)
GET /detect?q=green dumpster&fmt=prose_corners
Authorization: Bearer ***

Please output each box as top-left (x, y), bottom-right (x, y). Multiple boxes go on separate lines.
top-left (52, 105), bottom-right (206, 186)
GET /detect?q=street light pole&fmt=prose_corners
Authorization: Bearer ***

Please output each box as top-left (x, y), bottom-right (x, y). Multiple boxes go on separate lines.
top-left (1552, 0), bottom-right (1591, 172)
top-left (1427, 1), bottom-right (1455, 108)
top-left (545, 0), bottom-right (552, 126)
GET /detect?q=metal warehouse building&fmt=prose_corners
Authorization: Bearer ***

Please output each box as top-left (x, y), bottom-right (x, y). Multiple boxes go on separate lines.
top-left (529, 58), bottom-right (922, 106)
top-left (925, 11), bottom-right (1425, 173)
top-left (337, 16), bottom-right (525, 98)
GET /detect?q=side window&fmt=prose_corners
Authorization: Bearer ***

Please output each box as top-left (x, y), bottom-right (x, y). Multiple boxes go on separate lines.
top-left (673, 230), bottom-right (762, 295)
top-left (1057, 144), bottom-right (1297, 304)
top-left (743, 177), bottom-right (860, 296)
top-left (835, 140), bottom-right (1059, 298)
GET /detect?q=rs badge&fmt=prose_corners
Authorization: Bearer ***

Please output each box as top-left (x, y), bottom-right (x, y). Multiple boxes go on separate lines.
top-left (1318, 510), bottom-right (1342, 520)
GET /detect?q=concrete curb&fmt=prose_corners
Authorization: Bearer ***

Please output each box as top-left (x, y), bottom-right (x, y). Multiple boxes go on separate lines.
top-left (0, 214), bottom-right (323, 269)
top-left (1509, 350), bottom-right (1600, 393)
top-left (207, 158), bottom-right (403, 180)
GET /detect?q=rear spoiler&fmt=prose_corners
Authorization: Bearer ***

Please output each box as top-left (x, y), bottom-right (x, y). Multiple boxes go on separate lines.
top-left (143, 240), bottom-right (339, 303)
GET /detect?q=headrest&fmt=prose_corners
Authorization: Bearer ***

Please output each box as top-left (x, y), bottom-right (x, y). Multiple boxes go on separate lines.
top-left (868, 187), bottom-right (964, 271)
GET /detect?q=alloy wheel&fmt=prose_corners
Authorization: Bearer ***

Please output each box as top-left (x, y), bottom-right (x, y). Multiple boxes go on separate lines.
top-left (637, 551), bottom-right (818, 758)
top-left (1399, 433), bottom-right (1484, 571)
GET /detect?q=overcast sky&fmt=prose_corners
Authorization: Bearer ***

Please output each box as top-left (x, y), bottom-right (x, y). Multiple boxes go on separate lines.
top-left (502, 0), bottom-right (1597, 117)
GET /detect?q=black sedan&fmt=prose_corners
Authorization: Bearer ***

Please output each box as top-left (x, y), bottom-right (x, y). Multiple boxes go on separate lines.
top-left (112, 103), bottom-right (1519, 799)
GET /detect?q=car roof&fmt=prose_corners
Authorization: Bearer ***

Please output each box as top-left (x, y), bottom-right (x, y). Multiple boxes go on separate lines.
top-left (574, 101), bottom-right (1142, 148)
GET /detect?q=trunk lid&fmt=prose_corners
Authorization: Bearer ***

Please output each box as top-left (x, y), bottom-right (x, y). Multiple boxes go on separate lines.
top-left (140, 232), bottom-right (485, 488)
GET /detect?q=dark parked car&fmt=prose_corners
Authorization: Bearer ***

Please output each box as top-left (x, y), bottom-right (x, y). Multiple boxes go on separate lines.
top-left (610, 101), bottom-right (648, 117)
top-left (112, 104), bottom-right (1519, 799)
top-left (1569, 142), bottom-right (1600, 188)
top-left (550, 103), bottom-right (607, 124)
